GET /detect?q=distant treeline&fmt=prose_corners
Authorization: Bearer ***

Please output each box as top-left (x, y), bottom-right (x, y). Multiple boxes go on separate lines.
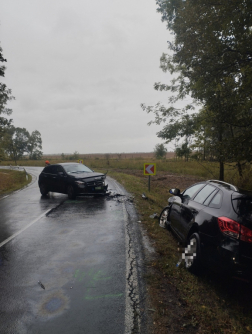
top-left (43, 152), bottom-right (175, 160)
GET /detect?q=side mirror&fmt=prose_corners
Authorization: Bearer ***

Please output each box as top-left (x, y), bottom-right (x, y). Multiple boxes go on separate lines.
top-left (58, 171), bottom-right (64, 176)
top-left (169, 188), bottom-right (181, 196)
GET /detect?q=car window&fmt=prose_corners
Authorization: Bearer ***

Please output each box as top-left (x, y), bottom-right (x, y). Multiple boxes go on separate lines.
top-left (204, 189), bottom-right (218, 206)
top-left (43, 166), bottom-right (55, 174)
top-left (63, 164), bottom-right (93, 174)
top-left (232, 195), bottom-right (252, 219)
top-left (182, 183), bottom-right (204, 199)
top-left (56, 165), bottom-right (64, 173)
top-left (49, 166), bottom-right (58, 174)
top-left (209, 191), bottom-right (223, 208)
top-left (193, 184), bottom-right (216, 204)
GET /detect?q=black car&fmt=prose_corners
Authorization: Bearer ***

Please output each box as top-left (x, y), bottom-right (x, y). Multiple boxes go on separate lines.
top-left (38, 163), bottom-right (108, 199)
top-left (159, 180), bottom-right (252, 281)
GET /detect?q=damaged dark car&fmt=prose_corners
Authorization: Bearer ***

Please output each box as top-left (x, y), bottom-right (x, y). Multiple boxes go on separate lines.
top-left (160, 180), bottom-right (252, 281)
top-left (38, 163), bottom-right (108, 199)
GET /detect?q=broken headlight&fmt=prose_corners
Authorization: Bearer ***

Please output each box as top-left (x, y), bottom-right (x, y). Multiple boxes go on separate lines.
top-left (75, 180), bottom-right (86, 188)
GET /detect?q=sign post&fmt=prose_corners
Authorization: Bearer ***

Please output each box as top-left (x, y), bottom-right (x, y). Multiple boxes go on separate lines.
top-left (144, 163), bottom-right (156, 191)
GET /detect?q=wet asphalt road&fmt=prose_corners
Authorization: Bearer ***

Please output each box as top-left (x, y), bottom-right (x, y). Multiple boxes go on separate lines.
top-left (0, 167), bottom-right (147, 334)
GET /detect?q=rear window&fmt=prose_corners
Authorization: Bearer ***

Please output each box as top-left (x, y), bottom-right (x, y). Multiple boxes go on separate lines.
top-left (232, 195), bottom-right (252, 219)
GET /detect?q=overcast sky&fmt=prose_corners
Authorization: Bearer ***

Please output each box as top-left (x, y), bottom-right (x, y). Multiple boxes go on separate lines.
top-left (1, 0), bottom-right (177, 154)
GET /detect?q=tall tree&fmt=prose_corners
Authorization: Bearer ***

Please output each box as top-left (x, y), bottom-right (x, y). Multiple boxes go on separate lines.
top-left (3, 126), bottom-right (30, 164)
top-left (154, 143), bottom-right (167, 159)
top-left (143, 0), bottom-right (252, 180)
top-left (27, 130), bottom-right (43, 160)
top-left (0, 46), bottom-right (14, 140)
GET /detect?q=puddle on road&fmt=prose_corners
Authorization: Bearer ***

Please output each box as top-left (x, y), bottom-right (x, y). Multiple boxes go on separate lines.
top-left (39, 291), bottom-right (69, 317)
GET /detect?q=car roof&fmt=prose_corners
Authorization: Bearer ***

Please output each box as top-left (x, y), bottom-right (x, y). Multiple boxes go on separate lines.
top-left (57, 162), bottom-right (81, 166)
top-left (207, 180), bottom-right (252, 196)
top-left (207, 180), bottom-right (238, 191)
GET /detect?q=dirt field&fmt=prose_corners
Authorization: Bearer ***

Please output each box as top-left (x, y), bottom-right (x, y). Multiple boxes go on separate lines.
top-left (112, 168), bottom-right (204, 192)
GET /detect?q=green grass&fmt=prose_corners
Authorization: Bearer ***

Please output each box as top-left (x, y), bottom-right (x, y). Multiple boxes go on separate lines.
top-left (0, 168), bottom-right (32, 196)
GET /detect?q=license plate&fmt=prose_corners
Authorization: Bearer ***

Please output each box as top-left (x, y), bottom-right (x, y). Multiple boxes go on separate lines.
top-left (95, 186), bottom-right (102, 190)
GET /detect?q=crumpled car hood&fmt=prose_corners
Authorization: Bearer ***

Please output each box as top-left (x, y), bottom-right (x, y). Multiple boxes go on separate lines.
top-left (69, 172), bottom-right (105, 180)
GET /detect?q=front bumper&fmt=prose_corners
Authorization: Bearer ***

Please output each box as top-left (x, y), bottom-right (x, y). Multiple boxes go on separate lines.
top-left (75, 183), bottom-right (108, 195)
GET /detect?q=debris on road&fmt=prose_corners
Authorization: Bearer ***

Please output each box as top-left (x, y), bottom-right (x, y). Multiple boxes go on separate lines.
top-left (106, 191), bottom-right (134, 204)
top-left (38, 281), bottom-right (45, 290)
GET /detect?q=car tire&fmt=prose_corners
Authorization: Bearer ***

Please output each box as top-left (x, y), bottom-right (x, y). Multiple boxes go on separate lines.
top-left (159, 206), bottom-right (171, 229)
top-left (185, 233), bottom-right (201, 273)
top-left (67, 185), bottom-right (76, 200)
top-left (39, 183), bottom-right (48, 196)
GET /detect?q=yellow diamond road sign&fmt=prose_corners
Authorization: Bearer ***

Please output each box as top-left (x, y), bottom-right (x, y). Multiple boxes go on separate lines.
top-left (144, 163), bottom-right (156, 175)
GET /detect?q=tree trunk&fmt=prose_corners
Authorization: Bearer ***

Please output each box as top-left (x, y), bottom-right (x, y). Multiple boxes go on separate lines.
top-left (219, 161), bottom-right (224, 181)
top-left (237, 162), bottom-right (243, 178)
top-left (218, 119), bottom-right (224, 181)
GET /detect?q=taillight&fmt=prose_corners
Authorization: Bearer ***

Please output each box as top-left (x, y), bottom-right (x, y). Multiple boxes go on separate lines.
top-left (218, 217), bottom-right (252, 243)
top-left (218, 217), bottom-right (240, 239)
top-left (240, 225), bottom-right (252, 243)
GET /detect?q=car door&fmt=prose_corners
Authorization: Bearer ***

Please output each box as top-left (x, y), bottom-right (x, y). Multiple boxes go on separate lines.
top-left (54, 165), bottom-right (67, 193)
top-left (40, 165), bottom-right (56, 191)
top-left (178, 184), bottom-right (217, 241)
top-left (44, 165), bottom-right (58, 192)
top-left (170, 183), bottom-right (205, 240)
top-left (169, 195), bottom-right (183, 238)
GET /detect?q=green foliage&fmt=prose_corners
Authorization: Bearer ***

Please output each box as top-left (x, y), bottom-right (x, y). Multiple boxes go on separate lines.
top-left (27, 130), bottom-right (42, 160)
top-left (3, 126), bottom-right (30, 164)
top-left (29, 149), bottom-right (43, 160)
top-left (2, 126), bottom-right (43, 164)
top-left (69, 151), bottom-right (79, 160)
top-left (175, 143), bottom-right (191, 161)
top-left (0, 45), bottom-right (43, 163)
top-left (154, 143), bottom-right (167, 159)
top-left (0, 46), bottom-right (14, 141)
top-left (142, 0), bottom-right (252, 180)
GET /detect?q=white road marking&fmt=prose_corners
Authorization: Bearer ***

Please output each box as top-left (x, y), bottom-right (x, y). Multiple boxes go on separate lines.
top-left (0, 208), bottom-right (52, 248)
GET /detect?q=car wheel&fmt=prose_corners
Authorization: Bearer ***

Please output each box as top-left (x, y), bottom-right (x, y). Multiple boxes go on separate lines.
top-left (159, 206), bottom-right (171, 229)
top-left (40, 183), bottom-right (48, 196)
top-left (185, 233), bottom-right (201, 273)
top-left (67, 185), bottom-right (76, 200)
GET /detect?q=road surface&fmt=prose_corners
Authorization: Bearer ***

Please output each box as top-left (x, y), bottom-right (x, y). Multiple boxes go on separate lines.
top-left (0, 166), bottom-right (149, 334)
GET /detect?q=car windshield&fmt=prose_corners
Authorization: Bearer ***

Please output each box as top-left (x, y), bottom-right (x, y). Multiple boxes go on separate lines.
top-left (63, 164), bottom-right (93, 174)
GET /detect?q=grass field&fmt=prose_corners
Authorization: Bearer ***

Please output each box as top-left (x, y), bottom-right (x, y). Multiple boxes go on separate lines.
top-left (1, 158), bottom-right (251, 189)
top-left (0, 168), bottom-right (32, 197)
